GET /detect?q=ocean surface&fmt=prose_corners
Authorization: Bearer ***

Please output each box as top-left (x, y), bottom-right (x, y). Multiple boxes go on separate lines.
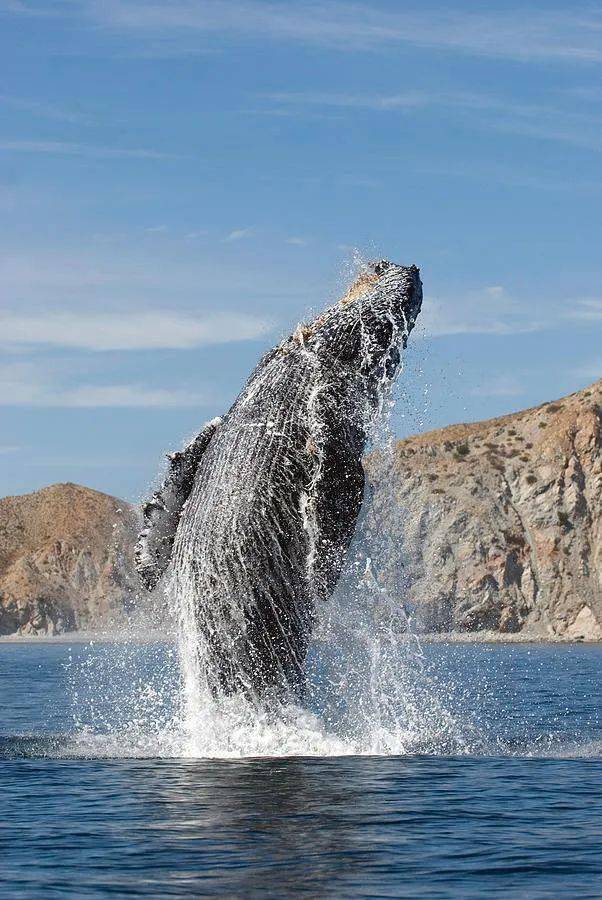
top-left (1, 640), bottom-right (601, 898)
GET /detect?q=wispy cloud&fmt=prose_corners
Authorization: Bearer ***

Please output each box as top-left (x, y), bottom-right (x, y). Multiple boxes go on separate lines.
top-left (564, 86), bottom-right (602, 102)
top-left (565, 299), bottom-right (602, 321)
top-left (0, 95), bottom-right (90, 123)
top-left (571, 359), bottom-right (602, 381)
top-left (0, 139), bottom-right (178, 159)
top-left (470, 375), bottom-right (525, 397)
top-left (260, 89), bottom-right (602, 152)
top-left (263, 88), bottom-right (571, 118)
top-left (415, 160), bottom-right (602, 194)
top-left (0, 361), bottom-right (215, 408)
top-left (79, 2), bottom-right (602, 64)
top-left (4, 1), bottom-right (602, 66)
top-left (0, 246), bottom-right (306, 326)
top-left (419, 286), bottom-right (544, 338)
top-left (47, 384), bottom-right (210, 408)
top-left (76, 0), bottom-right (602, 63)
top-left (225, 227), bottom-right (254, 242)
top-left (490, 117), bottom-right (602, 152)
top-left (0, 444), bottom-right (22, 454)
top-left (0, 1), bottom-right (62, 16)
top-left (285, 236), bottom-right (308, 246)
top-left (0, 310), bottom-right (272, 350)
top-left (262, 90), bottom-right (432, 111)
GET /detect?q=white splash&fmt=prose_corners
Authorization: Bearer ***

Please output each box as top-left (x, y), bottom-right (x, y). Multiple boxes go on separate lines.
top-left (67, 256), bottom-right (477, 759)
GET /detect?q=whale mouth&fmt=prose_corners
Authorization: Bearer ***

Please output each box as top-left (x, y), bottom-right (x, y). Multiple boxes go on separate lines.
top-left (339, 260), bottom-right (395, 307)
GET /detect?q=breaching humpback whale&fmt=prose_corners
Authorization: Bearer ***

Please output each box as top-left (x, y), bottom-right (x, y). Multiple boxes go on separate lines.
top-left (136, 261), bottom-right (422, 699)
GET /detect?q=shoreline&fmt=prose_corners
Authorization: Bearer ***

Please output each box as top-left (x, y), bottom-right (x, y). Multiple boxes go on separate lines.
top-left (0, 630), bottom-right (599, 646)
top-left (419, 631), bottom-right (600, 644)
top-left (0, 629), bottom-right (174, 645)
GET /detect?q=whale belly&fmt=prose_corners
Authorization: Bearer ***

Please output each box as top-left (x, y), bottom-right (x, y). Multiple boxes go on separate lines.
top-left (171, 409), bottom-right (315, 696)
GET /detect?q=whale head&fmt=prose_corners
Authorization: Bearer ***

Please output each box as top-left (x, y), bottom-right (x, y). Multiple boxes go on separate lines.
top-left (304, 260), bottom-right (423, 387)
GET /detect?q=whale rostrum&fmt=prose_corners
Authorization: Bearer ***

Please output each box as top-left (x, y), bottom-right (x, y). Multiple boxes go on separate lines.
top-left (135, 261), bottom-right (423, 699)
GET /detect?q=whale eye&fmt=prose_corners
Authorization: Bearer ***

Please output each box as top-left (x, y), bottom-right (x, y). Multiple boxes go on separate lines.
top-left (369, 259), bottom-right (390, 276)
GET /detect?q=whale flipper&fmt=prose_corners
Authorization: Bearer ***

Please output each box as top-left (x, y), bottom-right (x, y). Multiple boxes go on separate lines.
top-left (311, 404), bottom-right (366, 602)
top-left (135, 416), bottom-right (222, 590)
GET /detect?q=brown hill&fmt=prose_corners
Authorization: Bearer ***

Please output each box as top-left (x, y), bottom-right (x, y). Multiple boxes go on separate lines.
top-left (368, 379), bottom-right (602, 640)
top-left (2, 381), bottom-right (600, 641)
top-left (0, 482), bottom-right (141, 636)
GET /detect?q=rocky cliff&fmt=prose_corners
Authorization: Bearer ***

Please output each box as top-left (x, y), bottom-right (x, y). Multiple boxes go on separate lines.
top-left (0, 483), bottom-right (142, 636)
top-left (3, 382), bottom-right (601, 640)
top-left (368, 380), bottom-right (602, 640)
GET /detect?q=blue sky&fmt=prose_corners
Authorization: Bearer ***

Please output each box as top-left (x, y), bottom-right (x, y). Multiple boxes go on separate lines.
top-left (1, 0), bottom-right (601, 501)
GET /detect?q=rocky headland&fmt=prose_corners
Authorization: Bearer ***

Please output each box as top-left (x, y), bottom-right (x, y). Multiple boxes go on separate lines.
top-left (0, 483), bottom-right (142, 636)
top-left (1, 380), bottom-right (600, 640)
top-left (368, 379), bottom-right (601, 641)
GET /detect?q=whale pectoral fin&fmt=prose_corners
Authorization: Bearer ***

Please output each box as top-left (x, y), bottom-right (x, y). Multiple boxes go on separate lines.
top-left (312, 438), bottom-right (365, 602)
top-left (135, 416), bottom-right (222, 590)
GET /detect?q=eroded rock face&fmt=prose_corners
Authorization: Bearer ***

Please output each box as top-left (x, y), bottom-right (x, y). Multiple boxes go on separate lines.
top-left (3, 382), bottom-right (600, 641)
top-left (367, 380), bottom-right (602, 640)
top-left (0, 483), bottom-right (142, 636)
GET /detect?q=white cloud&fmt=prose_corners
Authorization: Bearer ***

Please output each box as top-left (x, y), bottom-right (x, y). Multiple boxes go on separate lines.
top-left (259, 88), bottom-right (546, 115)
top-left (285, 236), bottom-right (308, 246)
top-left (0, 95), bottom-right (90, 123)
top-left (79, 2), bottom-right (602, 64)
top-left (4, 2), bottom-right (602, 65)
top-left (484, 286), bottom-right (505, 298)
top-left (0, 1), bottom-right (60, 16)
top-left (470, 375), bottom-right (525, 397)
top-left (414, 160), bottom-right (602, 194)
top-left (565, 299), bottom-right (602, 321)
top-left (225, 227), bottom-right (254, 242)
top-left (0, 310), bottom-right (272, 350)
top-left (50, 384), bottom-right (210, 408)
top-left (0, 251), bottom-right (146, 291)
top-left (0, 362), bottom-right (214, 408)
top-left (0, 139), bottom-right (177, 159)
top-left (418, 287), bottom-right (543, 338)
top-left (260, 89), bottom-right (602, 152)
top-left (262, 90), bottom-right (431, 111)
top-left (0, 444), bottom-right (21, 454)
top-left (490, 117), bottom-right (602, 152)
top-left (571, 359), bottom-right (602, 381)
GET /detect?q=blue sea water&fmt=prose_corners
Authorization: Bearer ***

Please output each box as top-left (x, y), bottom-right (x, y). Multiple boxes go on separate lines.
top-left (0, 641), bottom-right (601, 898)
